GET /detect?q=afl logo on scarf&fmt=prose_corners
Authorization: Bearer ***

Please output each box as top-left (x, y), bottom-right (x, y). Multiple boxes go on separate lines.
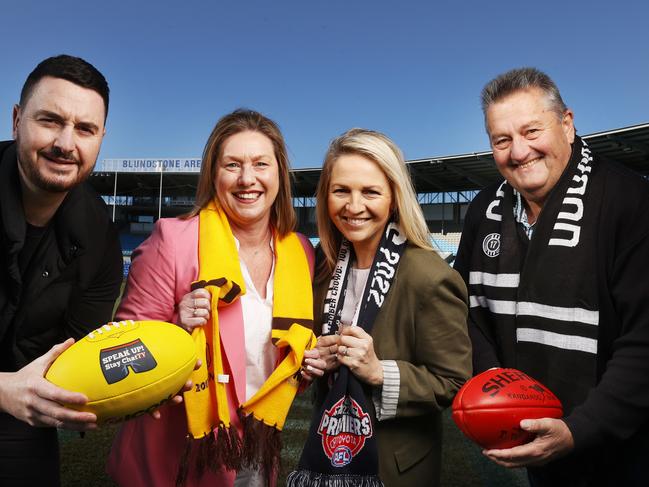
top-left (318, 396), bottom-right (373, 467)
top-left (482, 233), bottom-right (500, 258)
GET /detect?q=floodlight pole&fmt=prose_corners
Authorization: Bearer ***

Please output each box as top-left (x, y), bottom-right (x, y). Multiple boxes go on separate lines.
top-left (158, 163), bottom-right (163, 220)
top-left (112, 170), bottom-right (118, 222)
top-left (442, 191), bottom-right (446, 234)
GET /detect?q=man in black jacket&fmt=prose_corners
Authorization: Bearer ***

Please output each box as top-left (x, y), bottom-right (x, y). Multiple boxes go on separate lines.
top-left (0, 55), bottom-right (122, 486)
top-left (455, 67), bottom-right (649, 486)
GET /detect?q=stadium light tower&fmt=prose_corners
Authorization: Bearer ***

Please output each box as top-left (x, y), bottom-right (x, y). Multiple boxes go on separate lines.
top-left (158, 161), bottom-right (163, 219)
top-left (112, 170), bottom-right (118, 222)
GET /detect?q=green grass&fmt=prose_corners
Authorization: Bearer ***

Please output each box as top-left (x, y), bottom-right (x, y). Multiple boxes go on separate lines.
top-left (65, 282), bottom-right (526, 485)
top-left (60, 395), bottom-right (527, 486)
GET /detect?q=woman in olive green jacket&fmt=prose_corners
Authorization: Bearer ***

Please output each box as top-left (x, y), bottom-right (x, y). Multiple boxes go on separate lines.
top-left (303, 128), bottom-right (472, 486)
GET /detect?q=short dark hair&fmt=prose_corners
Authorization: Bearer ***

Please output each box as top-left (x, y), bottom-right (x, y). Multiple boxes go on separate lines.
top-left (481, 67), bottom-right (567, 121)
top-left (20, 54), bottom-right (109, 121)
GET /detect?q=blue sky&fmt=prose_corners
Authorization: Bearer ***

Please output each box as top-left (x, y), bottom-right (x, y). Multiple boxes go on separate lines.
top-left (2, 0), bottom-right (648, 168)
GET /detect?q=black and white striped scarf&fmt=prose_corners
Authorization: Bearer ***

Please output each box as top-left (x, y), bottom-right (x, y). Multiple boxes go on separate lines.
top-left (467, 136), bottom-right (601, 414)
top-left (287, 222), bottom-right (407, 487)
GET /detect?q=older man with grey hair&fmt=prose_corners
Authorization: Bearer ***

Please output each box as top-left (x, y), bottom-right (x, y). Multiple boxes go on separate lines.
top-left (455, 67), bottom-right (649, 486)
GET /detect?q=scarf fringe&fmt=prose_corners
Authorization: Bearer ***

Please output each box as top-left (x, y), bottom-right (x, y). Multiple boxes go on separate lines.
top-left (175, 410), bottom-right (286, 485)
top-left (239, 409), bottom-right (282, 477)
top-left (286, 470), bottom-right (384, 487)
top-left (215, 423), bottom-right (243, 472)
top-left (175, 434), bottom-right (195, 487)
top-left (175, 425), bottom-right (243, 486)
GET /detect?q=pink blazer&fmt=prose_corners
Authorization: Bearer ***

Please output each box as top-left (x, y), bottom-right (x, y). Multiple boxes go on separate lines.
top-left (106, 216), bottom-right (314, 487)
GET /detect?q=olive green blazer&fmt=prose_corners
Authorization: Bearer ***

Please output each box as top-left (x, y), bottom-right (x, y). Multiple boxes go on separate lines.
top-left (314, 245), bottom-right (472, 486)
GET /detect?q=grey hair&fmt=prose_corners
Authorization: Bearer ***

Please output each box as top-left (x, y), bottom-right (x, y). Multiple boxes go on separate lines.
top-left (481, 67), bottom-right (567, 122)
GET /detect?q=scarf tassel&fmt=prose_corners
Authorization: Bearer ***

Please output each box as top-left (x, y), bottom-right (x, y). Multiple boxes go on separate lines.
top-left (175, 434), bottom-right (195, 487)
top-left (214, 423), bottom-right (243, 472)
top-left (194, 429), bottom-right (217, 476)
top-left (286, 470), bottom-right (384, 487)
top-left (239, 409), bottom-right (283, 477)
top-left (175, 425), bottom-right (243, 486)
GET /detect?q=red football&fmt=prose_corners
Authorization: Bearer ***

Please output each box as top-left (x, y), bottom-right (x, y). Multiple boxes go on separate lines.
top-left (452, 368), bottom-right (563, 449)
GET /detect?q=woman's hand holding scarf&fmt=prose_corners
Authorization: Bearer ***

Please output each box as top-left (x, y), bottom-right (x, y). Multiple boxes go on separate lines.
top-left (178, 288), bottom-right (211, 332)
top-left (300, 349), bottom-right (329, 382)
top-left (315, 335), bottom-right (342, 370)
top-left (305, 329), bottom-right (384, 386)
top-left (337, 326), bottom-right (384, 386)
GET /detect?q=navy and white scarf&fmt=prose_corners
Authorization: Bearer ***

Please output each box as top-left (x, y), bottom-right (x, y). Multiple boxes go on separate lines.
top-left (288, 222), bottom-right (407, 487)
top-left (467, 136), bottom-right (602, 413)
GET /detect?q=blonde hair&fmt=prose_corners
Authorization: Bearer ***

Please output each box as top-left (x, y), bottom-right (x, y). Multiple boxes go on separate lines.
top-left (185, 109), bottom-right (296, 237)
top-left (316, 128), bottom-right (433, 279)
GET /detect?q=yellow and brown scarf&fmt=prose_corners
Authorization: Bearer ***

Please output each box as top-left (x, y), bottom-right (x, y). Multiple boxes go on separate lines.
top-left (177, 200), bottom-right (315, 484)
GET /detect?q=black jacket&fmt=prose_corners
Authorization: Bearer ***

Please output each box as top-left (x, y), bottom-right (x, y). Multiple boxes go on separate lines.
top-left (455, 152), bottom-right (649, 485)
top-left (0, 141), bottom-right (122, 371)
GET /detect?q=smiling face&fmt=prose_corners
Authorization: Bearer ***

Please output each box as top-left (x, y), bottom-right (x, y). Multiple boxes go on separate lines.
top-left (327, 153), bottom-right (392, 267)
top-left (12, 76), bottom-right (106, 194)
top-left (214, 130), bottom-right (280, 232)
top-left (486, 87), bottom-right (575, 211)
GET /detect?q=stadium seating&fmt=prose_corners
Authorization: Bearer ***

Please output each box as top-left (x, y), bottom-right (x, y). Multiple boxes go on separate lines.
top-left (120, 233), bottom-right (147, 254)
top-left (119, 234), bottom-right (148, 278)
top-left (429, 232), bottom-right (462, 265)
top-left (118, 233), bottom-right (464, 277)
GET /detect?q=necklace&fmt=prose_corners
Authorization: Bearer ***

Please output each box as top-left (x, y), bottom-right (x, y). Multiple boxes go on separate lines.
top-left (340, 267), bottom-right (370, 326)
top-left (240, 230), bottom-right (272, 257)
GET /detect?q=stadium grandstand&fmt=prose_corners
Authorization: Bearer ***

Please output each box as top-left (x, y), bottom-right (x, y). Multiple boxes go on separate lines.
top-left (88, 123), bottom-right (649, 273)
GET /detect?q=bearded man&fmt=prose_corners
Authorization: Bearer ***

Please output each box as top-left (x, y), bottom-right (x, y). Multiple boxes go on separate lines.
top-left (0, 55), bottom-right (122, 487)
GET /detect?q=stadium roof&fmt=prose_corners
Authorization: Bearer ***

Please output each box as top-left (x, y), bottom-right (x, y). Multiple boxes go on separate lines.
top-left (291, 123), bottom-right (649, 196)
top-left (90, 123), bottom-right (649, 198)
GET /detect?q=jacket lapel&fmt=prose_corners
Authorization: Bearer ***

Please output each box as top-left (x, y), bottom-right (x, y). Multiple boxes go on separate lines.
top-left (217, 299), bottom-right (247, 404)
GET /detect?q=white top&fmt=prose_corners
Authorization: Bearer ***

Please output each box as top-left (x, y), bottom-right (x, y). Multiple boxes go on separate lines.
top-left (235, 238), bottom-right (277, 402)
top-left (340, 266), bottom-right (400, 421)
top-left (340, 268), bottom-right (370, 326)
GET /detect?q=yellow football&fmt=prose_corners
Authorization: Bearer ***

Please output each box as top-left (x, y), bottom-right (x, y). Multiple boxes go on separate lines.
top-left (46, 320), bottom-right (196, 423)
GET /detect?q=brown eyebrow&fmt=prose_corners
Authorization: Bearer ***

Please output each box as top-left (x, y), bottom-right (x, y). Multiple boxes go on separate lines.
top-left (34, 110), bottom-right (64, 122)
top-left (221, 154), bottom-right (272, 162)
top-left (34, 109), bottom-right (101, 133)
top-left (330, 182), bottom-right (383, 191)
top-left (329, 181), bottom-right (351, 187)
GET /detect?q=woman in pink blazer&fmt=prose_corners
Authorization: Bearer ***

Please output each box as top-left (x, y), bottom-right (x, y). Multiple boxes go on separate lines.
top-left (106, 109), bottom-right (323, 487)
